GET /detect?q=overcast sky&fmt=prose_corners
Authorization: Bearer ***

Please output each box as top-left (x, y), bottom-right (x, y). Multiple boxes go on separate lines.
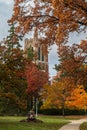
top-left (0, 0), bottom-right (13, 40)
top-left (0, 0), bottom-right (87, 79)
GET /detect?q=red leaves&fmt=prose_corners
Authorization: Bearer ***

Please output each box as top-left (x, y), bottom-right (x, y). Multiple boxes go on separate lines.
top-left (25, 62), bottom-right (48, 95)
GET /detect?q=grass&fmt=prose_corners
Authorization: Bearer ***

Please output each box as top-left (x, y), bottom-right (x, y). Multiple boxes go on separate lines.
top-left (0, 115), bottom-right (70, 130)
top-left (80, 122), bottom-right (87, 130)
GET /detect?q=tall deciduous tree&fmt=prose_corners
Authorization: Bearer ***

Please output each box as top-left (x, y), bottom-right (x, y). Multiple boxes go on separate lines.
top-left (55, 42), bottom-right (87, 89)
top-left (9, 0), bottom-right (87, 45)
top-left (25, 61), bottom-right (48, 110)
top-left (41, 81), bottom-right (69, 116)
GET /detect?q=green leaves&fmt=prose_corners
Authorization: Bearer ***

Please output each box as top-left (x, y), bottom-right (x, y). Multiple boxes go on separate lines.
top-left (0, 23), bottom-right (27, 113)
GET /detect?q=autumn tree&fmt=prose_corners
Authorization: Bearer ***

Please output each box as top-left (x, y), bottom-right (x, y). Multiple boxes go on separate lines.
top-left (0, 24), bottom-right (27, 114)
top-left (41, 82), bottom-right (87, 116)
top-left (25, 47), bottom-right (48, 110)
top-left (66, 85), bottom-right (87, 111)
top-left (41, 77), bottom-right (76, 116)
top-left (9, 0), bottom-right (87, 45)
top-left (55, 42), bottom-right (87, 89)
top-left (41, 82), bottom-right (67, 116)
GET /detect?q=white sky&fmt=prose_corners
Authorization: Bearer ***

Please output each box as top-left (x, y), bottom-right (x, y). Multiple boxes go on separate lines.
top-left (0, 0), bottom-right (13, 4)
top-left (0, 0), bottom-right (87, 78)
top-left (0, 0), bottom-right (13, 40)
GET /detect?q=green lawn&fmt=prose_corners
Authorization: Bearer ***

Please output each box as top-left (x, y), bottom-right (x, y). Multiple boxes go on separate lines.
top-left (0, 116), bottom-right (70, 130)
top-left (80, 122), bottom-right (87, 130)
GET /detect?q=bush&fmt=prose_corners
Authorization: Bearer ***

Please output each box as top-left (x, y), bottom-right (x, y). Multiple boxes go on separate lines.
top-left (39, 108), bottom-right (86, 115)
top-left (39, 108), bottom-right (62, 115)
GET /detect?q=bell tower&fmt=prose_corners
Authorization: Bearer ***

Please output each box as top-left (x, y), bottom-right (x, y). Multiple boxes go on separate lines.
top-left (24, 28), bottom-right (48, 72)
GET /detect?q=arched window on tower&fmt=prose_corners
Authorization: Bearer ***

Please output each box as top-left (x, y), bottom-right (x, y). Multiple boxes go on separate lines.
top-left (42, 53), bottom-right (44, 61)
top-left (38, 47), bottom-right (40, 60)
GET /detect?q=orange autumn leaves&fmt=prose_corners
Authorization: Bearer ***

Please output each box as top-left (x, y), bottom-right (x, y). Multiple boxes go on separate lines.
top-left (66, 85), bottom-right (87, 109)
top-left (41, 82), bottom-right (87, 110)
top-left (9, 0), bottom-right (87, 45)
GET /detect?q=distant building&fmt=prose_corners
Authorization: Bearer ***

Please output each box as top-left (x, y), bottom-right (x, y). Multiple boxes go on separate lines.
top-left (24, 28), bottom-right (48, 72)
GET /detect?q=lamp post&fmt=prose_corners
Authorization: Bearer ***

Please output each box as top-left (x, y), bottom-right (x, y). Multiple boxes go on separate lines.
top-left (36, 98), bottom-right (38, 118)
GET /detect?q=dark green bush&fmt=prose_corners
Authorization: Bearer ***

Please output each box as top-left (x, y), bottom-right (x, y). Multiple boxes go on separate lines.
top-left (39, 108), bottom-right (86, 116)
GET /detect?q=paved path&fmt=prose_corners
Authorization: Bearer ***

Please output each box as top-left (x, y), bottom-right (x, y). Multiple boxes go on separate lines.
top-left (59, 118), bottom-right (87, 130)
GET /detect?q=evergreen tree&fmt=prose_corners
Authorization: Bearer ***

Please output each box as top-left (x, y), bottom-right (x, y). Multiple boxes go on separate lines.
top-left (0, 24), bottom-right (27, 115)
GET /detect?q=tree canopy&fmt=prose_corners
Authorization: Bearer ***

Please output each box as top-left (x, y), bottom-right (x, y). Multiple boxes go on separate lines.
top-left (41, 82), bottom-right (87, 116)
top-left (55, 42), bottom-right (87, 88)
top-left (0, 24), bottom-right (27, 114)
top-left (9, 0), bottom-right (87, 45)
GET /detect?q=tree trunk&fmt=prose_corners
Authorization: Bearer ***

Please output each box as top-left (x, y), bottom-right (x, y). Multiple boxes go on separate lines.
top-left (62, 107), bottom-right (65, 117)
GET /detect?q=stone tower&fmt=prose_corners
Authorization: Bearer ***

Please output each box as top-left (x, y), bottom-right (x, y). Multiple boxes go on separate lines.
top-left (24, 28), bottom-right (48, 72)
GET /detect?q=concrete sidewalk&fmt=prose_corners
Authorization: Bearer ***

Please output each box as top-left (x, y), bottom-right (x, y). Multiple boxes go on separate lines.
top-left (59, 118), bottom-right (87, 130)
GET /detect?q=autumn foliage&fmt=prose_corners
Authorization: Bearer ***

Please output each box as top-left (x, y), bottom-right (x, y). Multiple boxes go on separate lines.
top-left (25, 62), bottom-right (48, 96)
top-left (9, 0), bottom-right (87, 45)
top-left (55, 42), bottom-right (87, 88)
top-left (66, 85), bottom-right (87, 110)
top-left (41, 82), bottom-right (87, 115)
top-left (0, 24), bottom-right (27, 112)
